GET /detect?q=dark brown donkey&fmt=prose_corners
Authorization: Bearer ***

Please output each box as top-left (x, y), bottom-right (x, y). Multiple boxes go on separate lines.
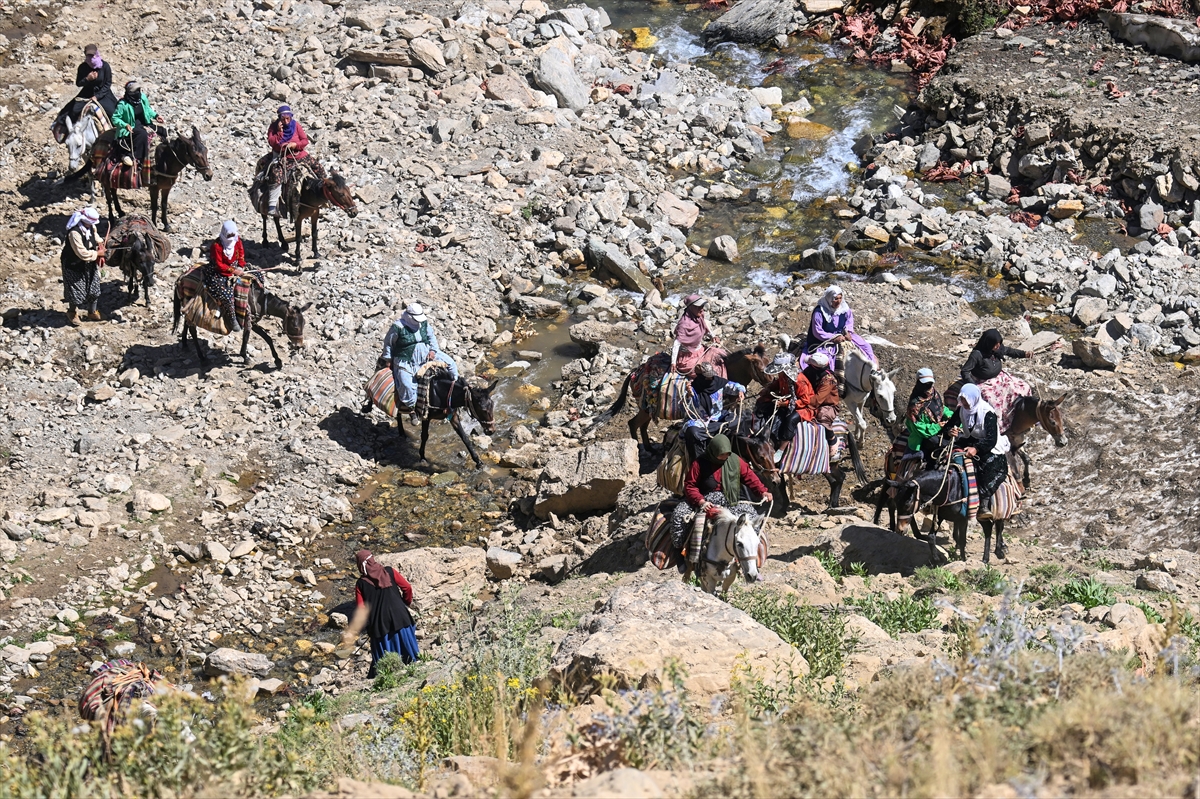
top-left (1003, 394), bottom-right (1068, 487)
top-left (362, 374), bottom-right (498, 468)
top-left (151, 126), bottom-right (213, 231)
top-left (254, 169), bottom-right (358, 263)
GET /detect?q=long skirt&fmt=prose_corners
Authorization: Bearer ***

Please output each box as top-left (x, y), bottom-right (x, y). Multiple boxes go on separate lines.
top-left (63, 261), bottom-right (100, 307)
top-left (675, 345), bottom-right (727, 378)
top-left (368, 626), bottom-right (419, 677)
top-left (945, 372), bottom-right (1030, 433)
top-left (977, 452), bottom-right (1008, 500)
top-left (670, 490), bottom-right (757, 561)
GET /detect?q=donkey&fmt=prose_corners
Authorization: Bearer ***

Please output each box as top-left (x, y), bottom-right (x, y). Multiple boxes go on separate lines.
top-left (150, 126), bottom-right (213, 231)
top-left (106, 229), bottom-right (156, 304)
top-left (172, 274), bottom-right (309, 373)
top-left (731, 414), bottom-right (864, 513)
top-left (779, 334), bottom-right (898, 444)
top-left (1004, 394), bottom-right (1068, 487)
top-left (362, 373), bottom-right (498, 468)
top-left (599, 344), bottom-right (771, 449)
top-left (253, 169), bottom-right (358, 263)
top-left (63, 104), bottom-right (110, 177)
top-left (697, 507), bottom-right (763, 595)
top-left (876, 461), bottom-right (964, 566)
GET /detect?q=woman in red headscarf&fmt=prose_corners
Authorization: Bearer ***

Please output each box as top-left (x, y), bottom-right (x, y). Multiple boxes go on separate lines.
top-left (353, 550), bottom-right (419, 676)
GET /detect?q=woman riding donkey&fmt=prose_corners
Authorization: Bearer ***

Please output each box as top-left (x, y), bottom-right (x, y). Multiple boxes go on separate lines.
top-left (905, 367), bottom-right (954, 467)
top-left (261, 105), bottom-right (325, 217)
top-left (942, 383), bottom-right (1010, 519)
top-left (953, 328), bottom-right (1032, 430)
top-left (671, 434), bottom-right (768, 575)
top-left (112, 80), bottom-right (166, 180)
top-left (205, 221), bottom-right (249, 334)
top-left (801, 286), bottom-right (876, 378)
top-left (380, 302), bottom-right (459, 421)
top-left (670, 294), bottom-right (725, 377)
top-left (681, 362), bottom-right (746, 461)
top-left (61, 206), bottom-right (106, 326)
top-left (53, 44), bottom-right (117, 140)
top-left (754, 353), bottom-right (815, 463)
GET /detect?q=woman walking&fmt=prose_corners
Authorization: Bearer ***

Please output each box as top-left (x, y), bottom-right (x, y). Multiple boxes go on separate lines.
top-left (61, 206), bottom-right (105, 326)
top-left (354, 550), bottom-right (419, 677)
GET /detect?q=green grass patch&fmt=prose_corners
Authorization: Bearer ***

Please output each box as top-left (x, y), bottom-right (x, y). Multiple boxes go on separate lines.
top-left (912, 566), bottom-right (965, 593)
top-left (729, 590), bottom-right (859, 680)
top-left (1047, 577), bottom-right (1116, 610)
top-left (846, 593), bottom-right (938, 637)
top-left (963, 566), bottom-right (1007, 596)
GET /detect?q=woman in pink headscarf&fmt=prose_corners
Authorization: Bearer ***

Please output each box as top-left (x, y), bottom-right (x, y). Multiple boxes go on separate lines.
top-left (670, 294), bottom-right (725, 377)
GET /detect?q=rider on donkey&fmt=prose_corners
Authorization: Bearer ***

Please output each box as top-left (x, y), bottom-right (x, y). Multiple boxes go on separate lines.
top-left (754, 353), bottom-right (814, 461)
top-left (670, 294), bottom-right (723, 377)
top-left (941, 383), bottom-right (1010, 519)
top-left (380, 302), bottom-right (459, 420)
top-left (681, 362), bottom-right (746, 461)
top-left (263, 105), bottom-right (325, 217)
top-left (205, 221), bottom-right (248, 334)
top-left (112, 80), bottom-right (165, 172)
top-left (956, 328), bottom-right (1032, 429)
top-left (801, 286), bottom-right (876, 376)
top-left (53, 44), bottom-right (117, 137)
top-left (60, 206), bottom-right (106, 326)
top-left (905, 367), bottom-right (953, 466)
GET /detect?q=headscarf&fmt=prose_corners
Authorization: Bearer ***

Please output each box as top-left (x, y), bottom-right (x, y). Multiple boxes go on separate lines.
top-left (690, 365), bottom-right (729, 419)
top-left (66, 206), bottom-right (100, 232)
top-left (218, 221), bottom-right (239, 259)
top-left (704, 434), bottom-right (742, 507)
top-left (124, 80), bottom-right (141, 100)
top-left (88, 51), bottom-right (103, 69)
top-left (816, 285), bottom-right (848, 321)
top-left (400, 302), bottom-right (427, 331)
top-left (673, 294), bottom-right (709, 350)
top-left (907, 379), bottom-right (943, 423)
top-left (356, 549), bottom-right (395, 589)
top-left (802, 351), bottom-right (830, 389)
top-left (957, 383), bottom-right (993, 431)
top-left (974, 329), bottom-right (1003, 355)
top-left (277, 105), bottom-right (297, 142)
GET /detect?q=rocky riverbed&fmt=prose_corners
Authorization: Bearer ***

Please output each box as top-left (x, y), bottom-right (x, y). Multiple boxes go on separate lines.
top-left (0, 0), bottom-right (1196, 793)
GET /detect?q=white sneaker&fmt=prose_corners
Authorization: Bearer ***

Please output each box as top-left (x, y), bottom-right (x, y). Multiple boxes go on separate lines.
top-left (773, 449), bottom-right (783, 464)
top-left (122, 156), bottom-right (134, 167)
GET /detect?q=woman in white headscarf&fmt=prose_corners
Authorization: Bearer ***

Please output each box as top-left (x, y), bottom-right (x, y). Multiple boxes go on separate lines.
top-left (204, 220), bottom-right (247, 333)
top-left (942, 383), bottom-right (1010, 517)
top-left (61, 207), bottom-right (105, 326)
top-left (801, 285), bottom-right (876, 369)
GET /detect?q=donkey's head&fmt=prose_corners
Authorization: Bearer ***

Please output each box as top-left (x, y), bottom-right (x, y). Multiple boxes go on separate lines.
top-left (1041, 394), bottom-right (1069, 447)
top-left (65, 115), bottom-right (95, 173)
top-left (185, 126), bottom-right (213, 181)
top-left (730, 511), bottom-right (761, 583)
top-left (467, 379), bottom-right (498, 435)
top-left (284, 301), bottom-right (312, 349)
top-left (325, 171), bottom-right (358, 218)
top-left (869, 366), bottom-right (900, 428)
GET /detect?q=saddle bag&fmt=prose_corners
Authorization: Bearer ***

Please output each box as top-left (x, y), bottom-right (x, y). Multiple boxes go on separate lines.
top-left (366, 368), bottom-right (398, 418)
top-left (656, 425), bottom-right (690, 497)
top-left (657, 373), bottom-right (691, 420)
top-left (181, 288), bottom-right (229, 336)
top-left (645, 498), bottom-right (683, 571)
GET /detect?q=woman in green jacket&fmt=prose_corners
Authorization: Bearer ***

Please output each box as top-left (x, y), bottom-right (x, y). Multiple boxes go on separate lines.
top-left (905, 368), bottom-right (952, 465)
top-left (112, 80), bottom-right (163, 167)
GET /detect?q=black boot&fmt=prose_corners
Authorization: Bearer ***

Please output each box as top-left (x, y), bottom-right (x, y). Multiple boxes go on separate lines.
top-left (223, 300), bottom-right (242, 333)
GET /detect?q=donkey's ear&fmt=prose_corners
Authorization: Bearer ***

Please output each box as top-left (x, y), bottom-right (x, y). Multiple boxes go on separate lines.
top-left (885, 367), bottom-right (901, 379)
top-left (1052, 393), bottom-right (1068, 405)
top-left (298, 302), bottom-right (313, 312)
top-left (484, 379), bottom-right (499, 393)
top-left (191, 125), bottom-right (201, 140)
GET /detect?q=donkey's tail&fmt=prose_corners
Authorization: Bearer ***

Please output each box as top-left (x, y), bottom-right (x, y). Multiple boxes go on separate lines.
top-left (847, 431), bottom-right (867, 484)
top-left (589, 371), bottom-right (633, 430)
top-left (171, 288), bottom-right (182, 335)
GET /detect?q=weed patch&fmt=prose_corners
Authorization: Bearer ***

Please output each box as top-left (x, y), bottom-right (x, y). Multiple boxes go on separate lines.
top-left (847, 592), bottom-right (938, 637)
top-left (729, 590), bottom-right (859, 680)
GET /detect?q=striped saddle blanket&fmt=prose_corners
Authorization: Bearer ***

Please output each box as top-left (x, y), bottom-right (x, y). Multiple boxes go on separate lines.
top-left (367, 368), bottom-right (400, 417)
top-left (177, 267), bottom-right (254, 335)
top-left (989, 474), bottom-right (1024, 521)
top-left (657, 373), bottom-right (692, 420)
top-left (778, 418), bottom-right (850, 476)
top-left (79, 659), bottom-right (170, 735)
top-left (646, 498), bottom-right (683, 571)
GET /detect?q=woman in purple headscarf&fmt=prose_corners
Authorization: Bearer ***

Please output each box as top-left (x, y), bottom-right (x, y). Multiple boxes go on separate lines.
top-left (801, 285), bottom-right (876, 369)
top-left (261, 104), bottom-right (325, 216)
top-left (670, 294), bottom-right (725, 377)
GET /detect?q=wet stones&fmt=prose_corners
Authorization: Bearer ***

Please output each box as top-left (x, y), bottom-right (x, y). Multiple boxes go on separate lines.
top-left (708, 235), bottom-right (739, 263)
top-left (204, 647), bottom-right (275, 678)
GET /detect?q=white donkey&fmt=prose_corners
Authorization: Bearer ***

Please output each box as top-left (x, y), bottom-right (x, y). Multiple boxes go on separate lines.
top-left (696, 507), bottom-right (764, 595)
top-left (63, 101), bottom-right (111, 186)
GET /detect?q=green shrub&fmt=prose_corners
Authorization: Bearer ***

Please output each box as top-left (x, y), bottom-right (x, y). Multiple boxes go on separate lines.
top-left (373, 652), bottom-right (405, 691)
top-left (913, 566), bottom-right (965, 593)
top-left (847, 593), bottom-right (938, 637)
top-left (729, 590), bottom-right (859, 680)
top-left (1048, 577), bottom-right (1116, 610)
top-left (963, 566), bottom-right (1007, 595)
top-left (1029, 563), bottom-right (1063, 580)
top-left (814, 550), bottom-right (843, 581)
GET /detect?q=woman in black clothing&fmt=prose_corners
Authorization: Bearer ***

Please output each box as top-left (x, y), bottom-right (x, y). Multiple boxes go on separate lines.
top-left (959, 328), bottom-right (1031, 385)
top-left (354, 550), bottom-right (419, 677)
top-left (941, 383), bottom-right (1009, 518)
top-left (53, 44), bottom-right (117, 138)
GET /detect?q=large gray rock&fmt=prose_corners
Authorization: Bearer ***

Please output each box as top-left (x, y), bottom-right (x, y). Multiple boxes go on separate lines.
top-left (708, 235), bottom-right (739, 262)
top-left (510, 295), bottom-right (563, 318)
top-left (534, 439), bottom-right (640, 520)
top-left (654, 192), bottom-right (700, 229)
top-left (585, 238), bottom-right (654, 295)
top-left (533, 38), bottom-right (589, 112)
top-left (409, 38), bottom-right (446, 72)
top-left (569, 320), bottom-right (623, 355)
top-left (1073, 337), bottom-right (1120, 370)
top-left (204, 647), bottom-right (274, 678)
top-left (552, 580), bottom-right (808, 699)
top-left (703, 0), bottom-right (793, 44)
top-left (1079, 273), bottom-right (1118, 299)
top-left (983, 174), bottom-right (1012, 201)
top-left (1101, 11), bottom-right (1200, 63)
top-left (1136, 570), bottom-right (1178, 593)
top-left (801, 245), bottom-right (836, 272)
top-left (377, 546), bottom-right (487, 607)
top-left (486, 547), bottom-right (522, 579)
top-left (1138, 200), bottom-right (1164, 230)
top-left (1073, 296), bottom-right (1108, 327)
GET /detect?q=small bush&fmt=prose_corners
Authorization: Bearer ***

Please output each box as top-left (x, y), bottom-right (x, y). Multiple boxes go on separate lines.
top-left (1050, 577), bottom-right (1116, 610)
top-left (729, 590), bottom-right (860, 680)
top-left (583, 663), bottom-right (705, 770)
top-left (963, 566), bottom-right (1007, 595)
top-left (913, 566), bottom-right (965, 593)
top-left (1030, 563), bottom-right (1063, 580)
top-left (814, 550), bottom-right (843, 581)
top-left (373, 652), bottom-right (405, 691)
top-left (847, 593), bottom-right (938, 637)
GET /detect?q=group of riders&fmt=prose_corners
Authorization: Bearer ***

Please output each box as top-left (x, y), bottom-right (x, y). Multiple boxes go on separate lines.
top-left (53, 43), bottom-right (327, 329)
top-left (663, 286), bottom-right (1034, 569)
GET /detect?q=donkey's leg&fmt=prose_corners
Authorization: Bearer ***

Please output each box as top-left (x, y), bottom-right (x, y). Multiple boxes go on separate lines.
top-left (160, 184), bottom-right (172, 233)
top-left (251, 324), bottom-right (283, 368)
top-left (274, 216), bottom-right (286, 249)
top-left (188, 325), bottom-right (208, 371)
top-left (825, 467), bottom-right (846, 512)
top-left (955, 517), bottom-right (968, 562)
top-left (720, 566), bottom-right (738, 595)
top-left (450, 415), bottom-right (483, 468)
top-left (311, 213), bottom-right (319, 258)
top-left (994, 520), bottom-right (1007, 560)
top-left (396, 415), bottom-right (408, 440)
top-left (418, 419), bottom-right (431, 463)
top-left (261, 214), bottom-right (269, 247)
top-left (981, 520), bottom-right (993, 566)
top-left (1018, 448), bottom-right (1032, 489)
top-left (150, 185), bottom-right (159, 228)
top-left (294, 218), bottom-right (304, 264)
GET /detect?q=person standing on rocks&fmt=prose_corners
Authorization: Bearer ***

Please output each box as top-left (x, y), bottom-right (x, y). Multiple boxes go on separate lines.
top-left (801, 286), bottom-right (876, 373)
top-left (672, 434), bottom-right (768, 573)
top-left (905, 367), bottom-right (952, 466)
top-left (353, 550), bottom-right (418, 677)
top-left (60, 207), bottom-right (105, 326)
top-left (204, 221), bottom-right (247, 334)
top-left (941, 383), bottom-right (1009, 519)
top-left (380, 302), bottom-right (459, 416)
top-left (670, 294), bottom-right (724, 377)
top-left (954, 328), bottom-right (1031, 429)
top-left (754, 353), bottom-right (814, 460)
top-left (263, 105), bottom-right (324, 217)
